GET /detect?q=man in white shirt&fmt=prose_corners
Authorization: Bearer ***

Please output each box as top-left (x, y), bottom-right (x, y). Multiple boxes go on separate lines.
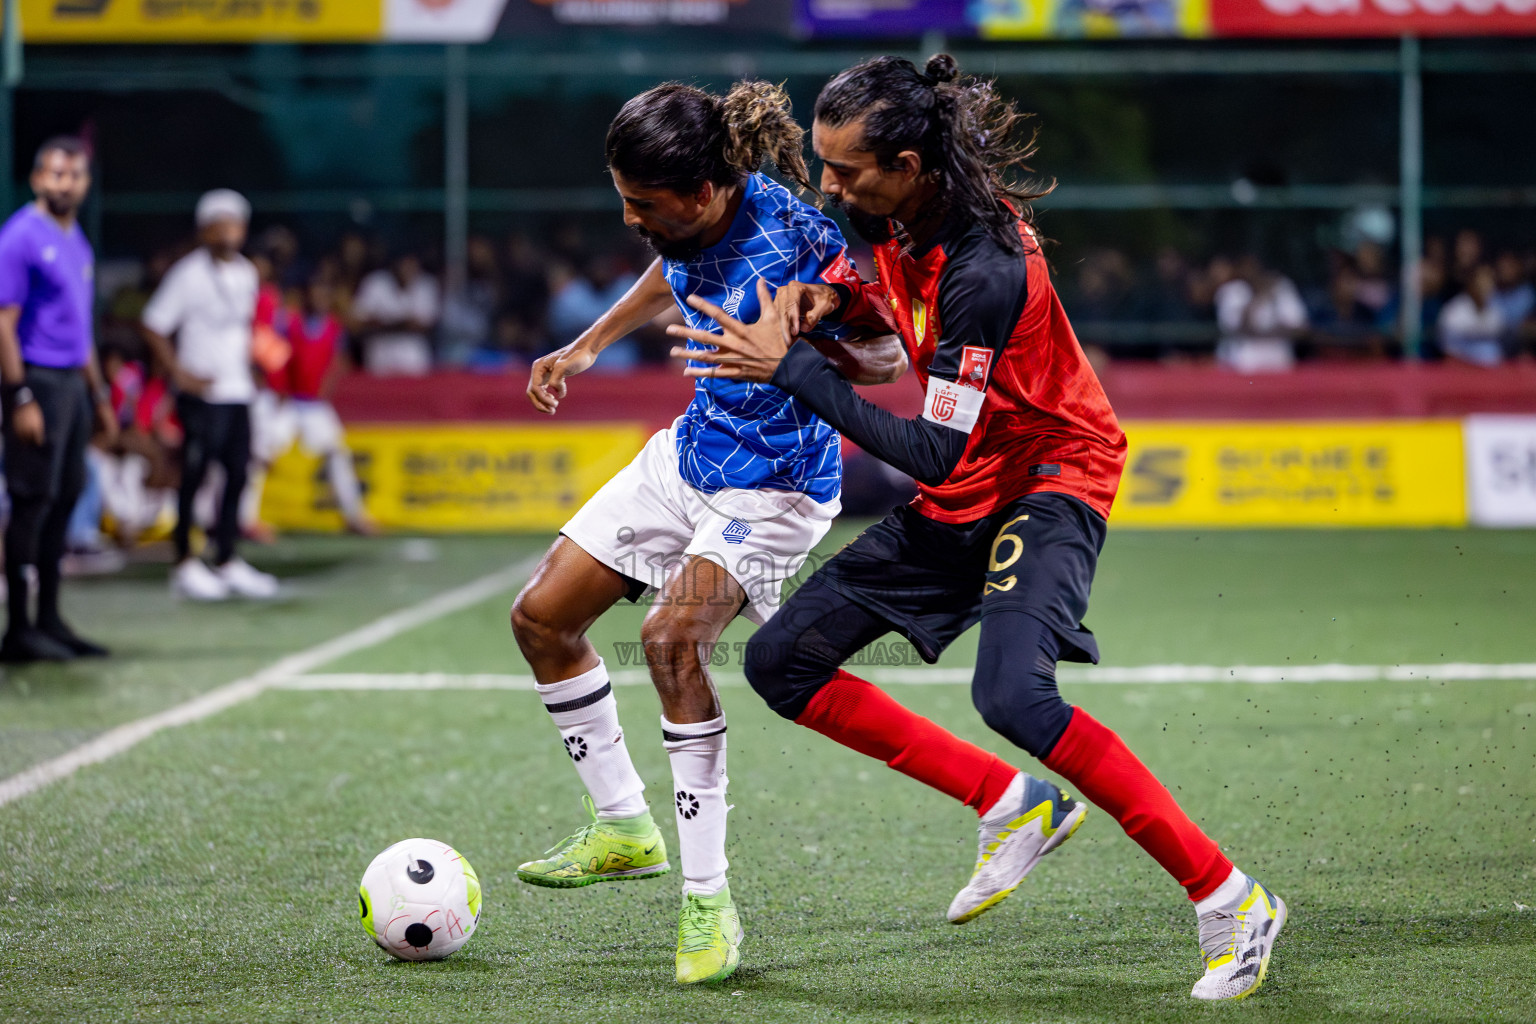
top-left (1439, 263), bottom-right (1506, 367)
top-left (1214, 255), bottom-right (1308, 373)
top-left (139, 190), bottom-right (279, 600)
top-left (351, 252), bottom-right (439, 376)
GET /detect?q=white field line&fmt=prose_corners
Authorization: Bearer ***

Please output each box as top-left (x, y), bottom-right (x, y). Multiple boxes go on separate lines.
top-left (275, 661), bottom-right (1536, 692)
top-left (0, 557), bottom-right (539, 809)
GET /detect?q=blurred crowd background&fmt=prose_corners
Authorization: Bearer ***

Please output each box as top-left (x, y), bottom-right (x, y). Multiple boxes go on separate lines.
top-left (97, 217), bottom-right (1536, 385)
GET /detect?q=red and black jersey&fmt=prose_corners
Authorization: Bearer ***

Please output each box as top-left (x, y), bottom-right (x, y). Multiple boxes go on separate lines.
top-left (772, 211), bottom-right (1126, 523)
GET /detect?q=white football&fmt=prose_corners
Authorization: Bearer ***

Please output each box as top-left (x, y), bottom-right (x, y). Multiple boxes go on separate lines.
top-left (358, 838), bottom-right (482, 961)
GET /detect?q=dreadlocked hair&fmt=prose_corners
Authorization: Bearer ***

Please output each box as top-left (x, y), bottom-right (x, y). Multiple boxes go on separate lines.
top-left (814, 53), bottom-right (1052, 254)
top-left (606, 80), bottom-right (816, 198)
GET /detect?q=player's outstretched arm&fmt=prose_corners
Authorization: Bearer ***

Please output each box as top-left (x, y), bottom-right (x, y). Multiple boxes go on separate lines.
top-left (526, 257), bottom-right (673, 415)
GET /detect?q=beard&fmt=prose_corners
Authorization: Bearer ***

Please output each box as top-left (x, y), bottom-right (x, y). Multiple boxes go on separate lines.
top-left (826, 194), bottom-right (894, 245)
top-left (631, 224), bottom-right (704, 263)
top-left (41, 192), bottom-right (81, 218)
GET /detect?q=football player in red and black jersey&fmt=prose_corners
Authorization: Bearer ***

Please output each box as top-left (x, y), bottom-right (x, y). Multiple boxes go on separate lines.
top-left (669, 54), bottom-right (1286, 1002)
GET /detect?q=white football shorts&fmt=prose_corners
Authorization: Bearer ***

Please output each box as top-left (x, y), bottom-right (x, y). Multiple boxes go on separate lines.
top-left (560, 420), bottom-right (840, 625)
top-left (253, 391), bottom-right (346, 461)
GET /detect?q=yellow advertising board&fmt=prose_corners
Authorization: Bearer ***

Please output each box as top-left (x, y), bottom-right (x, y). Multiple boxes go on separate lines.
top-left (1111, 420), bottom-right (1466, 527)
top-left (265, 419), bottom-right (1466, 533)
top-left (262, 422), bottom-right (647, 533)
top-left (18, 0), bottom-right (382, 43)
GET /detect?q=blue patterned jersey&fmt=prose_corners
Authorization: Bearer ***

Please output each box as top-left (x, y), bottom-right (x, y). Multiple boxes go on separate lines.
top-left (663, 173), bottom-right (859, 504)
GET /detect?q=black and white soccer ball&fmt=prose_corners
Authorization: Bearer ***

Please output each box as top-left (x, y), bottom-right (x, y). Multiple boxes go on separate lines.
top-left (358, 838), bottom-right (482, 961)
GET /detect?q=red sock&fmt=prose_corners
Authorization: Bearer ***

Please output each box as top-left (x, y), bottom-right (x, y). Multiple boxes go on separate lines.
top-left (795, 670), bottom-right (1018, 816)
top-left (1042, 709), bottom-right (1232, 901)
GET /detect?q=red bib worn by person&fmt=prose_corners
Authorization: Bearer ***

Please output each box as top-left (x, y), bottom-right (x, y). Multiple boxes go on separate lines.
top-left (273, 309), bottom-right (342, 401)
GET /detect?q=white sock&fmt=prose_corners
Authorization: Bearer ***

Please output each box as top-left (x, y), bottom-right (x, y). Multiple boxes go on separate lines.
top-left (241, 463), bottom-right (267, 528)
top-left (326, 449), bottom-right (365, 522)
top-left (1194, 866), bottom-right (1249, 915)
top-left (535, 658), bottom-right (647, 819)
top-left (662, 714), bottom-right (729, 896)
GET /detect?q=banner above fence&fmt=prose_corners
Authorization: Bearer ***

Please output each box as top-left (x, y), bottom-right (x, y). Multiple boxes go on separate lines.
top-left (17, 0), bottom-right (792, 41)
top-left (1207, 0), bottom-right (1536, 38)
top-left (18, 0), bottom-right (384, 42)
top-left (796, 0), bottom-right (1536, 38)
top-left (16, 0), bottom-right (1533, 40)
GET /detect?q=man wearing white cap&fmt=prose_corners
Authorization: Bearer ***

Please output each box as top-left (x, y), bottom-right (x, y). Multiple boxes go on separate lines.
top-left (139, 189), bottom-right (279, 600)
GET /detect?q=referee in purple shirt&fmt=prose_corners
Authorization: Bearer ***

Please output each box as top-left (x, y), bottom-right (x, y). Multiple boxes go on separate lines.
top-left (0, 137), bottom-right (117, 662)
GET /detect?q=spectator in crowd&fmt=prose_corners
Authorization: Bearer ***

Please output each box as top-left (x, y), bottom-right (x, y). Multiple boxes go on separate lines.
top-left (254, 224), bottom-right (303, 290)
top-left (1125, 247), bottom-right (1203, 360)
top-left (352, 251), bottom-right (439, 376)
top-left (1309, 261), bottom-right (1384, 359)
top-left (1069, 248), bottom-right (1136, 322)
top-left (1214, 254), bottom-right (1308, 372)
top-left (249, 270), bottom-right (376, 535)
top-left (140, 189), bottom-right (280, 601)
top-left (1379, 240), bottom-right (1447, 346)
top-left (0, 136), bottom-right (117, 661)
top-left (1449, 228), bottom-right (1484, 296)
top-left (546, 252), bottom-right (641, 371)
top-left (438, 234), bottom-right (501, 367)
top-left (93, 343), bottom-right (178, 545)
top-left (1134, 247), bottom-right (1198, 322)
top-left (1437, 263), bottom-right (1505, 367)
top-left (1351, 241), bottom-right (1394, 319)
top-left (1187, 254), bottom-right (1235, 321)
top-left (1491, 249), bottom-right (1534, 353)
top-left (491, 231), bottom-right (552, 367)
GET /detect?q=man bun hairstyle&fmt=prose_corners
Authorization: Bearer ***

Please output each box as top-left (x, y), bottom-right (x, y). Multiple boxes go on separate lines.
top-left (606, 80), bottom-right (815, 198)
top-left (814, 53), bottom-right (1051, 254)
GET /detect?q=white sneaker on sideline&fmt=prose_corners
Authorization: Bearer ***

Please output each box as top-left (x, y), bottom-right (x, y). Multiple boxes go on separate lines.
top-left (172, 559), bottom-right (230, 602)
top-left (217, 557), bottom-right (280, 599)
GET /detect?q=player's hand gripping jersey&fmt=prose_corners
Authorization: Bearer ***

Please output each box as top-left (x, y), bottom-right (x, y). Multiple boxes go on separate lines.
top-left (773, 212), bottom-right (1128, 521)
top-left (665, 173), bottom-right (861, 504)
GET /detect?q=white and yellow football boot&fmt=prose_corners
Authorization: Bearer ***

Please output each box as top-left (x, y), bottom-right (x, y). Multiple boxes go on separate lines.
top-left (1191, 872), bottom-right (1288, 1000)
top-left (947, 772), bottom-right (1087, 924)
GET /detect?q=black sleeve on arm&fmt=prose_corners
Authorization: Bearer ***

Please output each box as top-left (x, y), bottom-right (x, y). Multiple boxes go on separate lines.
top-left (927, 236), bottom-right (1029, 380)
top-left (771, 342), bottom-right (967, 486)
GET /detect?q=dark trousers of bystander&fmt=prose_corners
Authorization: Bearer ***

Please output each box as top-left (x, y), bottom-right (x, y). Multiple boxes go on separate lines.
top-left (3, 364), bottom-right (91, 643)
top-left (174, 396), bottom-right (250, 566)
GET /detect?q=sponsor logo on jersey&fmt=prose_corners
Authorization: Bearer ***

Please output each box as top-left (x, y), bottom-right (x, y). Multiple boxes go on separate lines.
top-left (911, 296), bottom-right (928, 349)
top-left (722, 519), bottom-right (752, 545)
top-left (922, 376), bottom-right (985, 434)
top-left (819, 249), bottom-right (861, 287)
top-left (958, 346), bottom-right (993, 391)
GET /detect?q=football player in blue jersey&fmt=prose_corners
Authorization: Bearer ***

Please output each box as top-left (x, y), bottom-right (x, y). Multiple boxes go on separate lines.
top-left (508, 80), bottom-right (904, 984)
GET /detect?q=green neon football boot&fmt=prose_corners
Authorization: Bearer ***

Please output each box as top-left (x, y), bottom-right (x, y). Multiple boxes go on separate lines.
top-left (516, 796), bottom-right (670, 888)
top-left (675, 885), bottom-right (743, 985)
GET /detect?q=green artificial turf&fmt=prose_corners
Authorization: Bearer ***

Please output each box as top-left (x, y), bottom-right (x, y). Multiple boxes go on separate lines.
top-left (1, 528), bottom-right (1533, 1023)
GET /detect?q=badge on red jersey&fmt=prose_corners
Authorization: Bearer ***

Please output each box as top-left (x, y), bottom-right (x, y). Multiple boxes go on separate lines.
top-left (957, 346), bottom-right (993, 391)
top-left (818, 249), bottom-right (862, 288)
top-left (922, 376), bottom-right (985, 434)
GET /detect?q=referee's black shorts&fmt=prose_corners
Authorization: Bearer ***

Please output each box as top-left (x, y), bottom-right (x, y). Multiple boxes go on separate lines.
top-left (810, 491), bottom-right (1108, 664)
top-left (3, 364), bottom-right (91, 504)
